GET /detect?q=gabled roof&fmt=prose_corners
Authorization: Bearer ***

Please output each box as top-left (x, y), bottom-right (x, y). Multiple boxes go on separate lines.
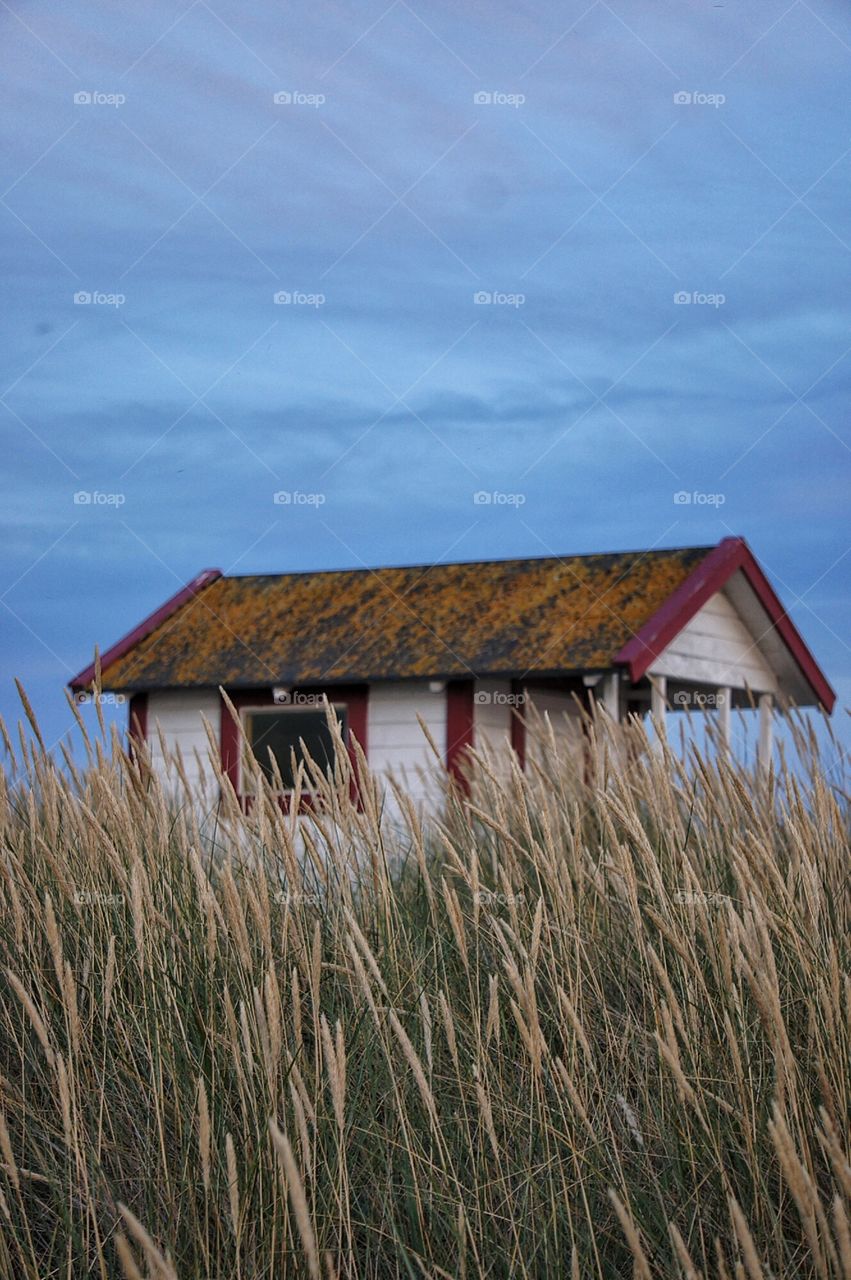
top-left (614, 538), bottom-right (835, 708)
top-left (69, 538), bottom-right (835, 710)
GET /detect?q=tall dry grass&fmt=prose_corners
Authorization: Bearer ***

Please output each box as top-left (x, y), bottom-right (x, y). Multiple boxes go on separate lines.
top-left (0, 691), bottom-right (848, 1279)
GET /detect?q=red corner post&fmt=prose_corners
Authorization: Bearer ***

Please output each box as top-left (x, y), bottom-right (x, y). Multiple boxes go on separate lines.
top-left (128, 692), bottom-right (148, 746)
top-left (446, 679), bottom-right (475, 793)
top-left (127, 692), bottom-right (148, 770)
top-left (510, 678), bottom-right (526, 771)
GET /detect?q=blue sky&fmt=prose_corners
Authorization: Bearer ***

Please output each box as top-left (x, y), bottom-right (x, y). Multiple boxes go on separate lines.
top-left (2, 0), bottom-right (849, 758)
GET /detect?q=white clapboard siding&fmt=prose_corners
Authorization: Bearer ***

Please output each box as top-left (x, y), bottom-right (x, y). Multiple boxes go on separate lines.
top-left (367, 682), bottom-right (446, 808)
top-left (147, 689), bottom-right (219, 794)
top-left (652, 588), bottom-right (778, 692)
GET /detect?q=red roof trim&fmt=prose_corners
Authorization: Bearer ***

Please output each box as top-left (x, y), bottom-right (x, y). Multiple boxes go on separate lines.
top-left (69, 569), bottom-right (222, 691)
top-left (614, 537), bottom-right (835, 711)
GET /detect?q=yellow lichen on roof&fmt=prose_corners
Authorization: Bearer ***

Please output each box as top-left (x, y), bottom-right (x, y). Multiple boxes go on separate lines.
top-left (96, 547), bottom-right (713, 690)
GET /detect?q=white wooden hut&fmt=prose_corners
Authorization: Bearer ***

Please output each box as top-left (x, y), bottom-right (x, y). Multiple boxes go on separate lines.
top-left (70, 537), bottom-right (834, 806)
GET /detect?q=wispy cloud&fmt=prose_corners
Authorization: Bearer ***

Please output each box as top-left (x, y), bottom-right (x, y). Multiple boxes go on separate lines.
top-left (0, 0), bottom-right (849, 745)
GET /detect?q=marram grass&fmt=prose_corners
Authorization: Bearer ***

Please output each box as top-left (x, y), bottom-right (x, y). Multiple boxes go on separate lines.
top-left (0, 694), bottom-right (849, 1279)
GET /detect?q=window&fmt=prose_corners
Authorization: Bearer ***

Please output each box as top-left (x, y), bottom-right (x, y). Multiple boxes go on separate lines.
top-left (242, 705), bottom-right (347, 792)
top-left (221, 686), bottom-right (367, 810)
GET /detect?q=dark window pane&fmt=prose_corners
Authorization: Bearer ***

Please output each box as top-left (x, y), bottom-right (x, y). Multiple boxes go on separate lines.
top-left (246, 707), bottom-right (347, 790)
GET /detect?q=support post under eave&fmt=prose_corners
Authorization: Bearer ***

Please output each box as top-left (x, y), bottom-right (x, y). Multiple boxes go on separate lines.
top-left (650, 675), bottom-right (667, 742)
top-left (599, 671), bottom-right (620, 722)
top-left (717, 686), bottom-right (731, 754)
top-left (757, 692), bottom-right (773, 776)
top-left (591, 671), bottom-right (620, 782)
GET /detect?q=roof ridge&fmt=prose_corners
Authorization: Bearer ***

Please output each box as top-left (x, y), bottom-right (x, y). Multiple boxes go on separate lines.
top-left (219, 543), bottom-right (719, 582)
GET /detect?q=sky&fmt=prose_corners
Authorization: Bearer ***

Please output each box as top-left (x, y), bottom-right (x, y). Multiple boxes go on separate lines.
top-left (2, 0), bottom-right (850, 761)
